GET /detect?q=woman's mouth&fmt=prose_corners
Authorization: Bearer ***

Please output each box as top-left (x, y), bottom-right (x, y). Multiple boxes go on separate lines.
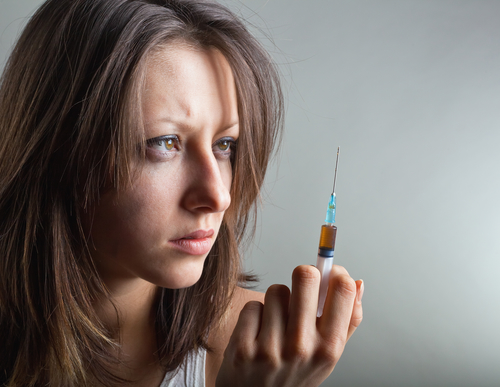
top-left (169, 229), bottom-right (214, 255)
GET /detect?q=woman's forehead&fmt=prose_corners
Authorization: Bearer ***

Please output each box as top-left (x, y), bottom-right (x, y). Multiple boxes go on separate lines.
top-left (141, 44), bottom-right (239, 135)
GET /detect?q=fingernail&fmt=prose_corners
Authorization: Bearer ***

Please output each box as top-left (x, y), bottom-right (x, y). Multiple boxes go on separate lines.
top-left (357, 280), bottom-right (364, 303)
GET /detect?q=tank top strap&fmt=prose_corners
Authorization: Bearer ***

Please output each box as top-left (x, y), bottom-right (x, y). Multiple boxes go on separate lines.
top-left (159, 349), bottom-right (206, 387)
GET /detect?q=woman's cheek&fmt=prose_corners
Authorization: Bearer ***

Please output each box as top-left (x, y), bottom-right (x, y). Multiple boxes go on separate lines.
top-left (219, 161), bottom-right (233, 192)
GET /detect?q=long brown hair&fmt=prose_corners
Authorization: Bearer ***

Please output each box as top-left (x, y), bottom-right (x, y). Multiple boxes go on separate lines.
top-left (0, 0), bottom-right (282, 385)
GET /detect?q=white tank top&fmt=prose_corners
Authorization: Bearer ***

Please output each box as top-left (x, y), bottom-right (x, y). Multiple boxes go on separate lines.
top-left (160, 349), bottom-right (206, 387)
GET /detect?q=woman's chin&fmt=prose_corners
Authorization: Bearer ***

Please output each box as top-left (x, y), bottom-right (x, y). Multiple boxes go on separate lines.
top-left (163, 277), bottom-right (202, 290)
top-left (148, 264), bottom-right (205, 290)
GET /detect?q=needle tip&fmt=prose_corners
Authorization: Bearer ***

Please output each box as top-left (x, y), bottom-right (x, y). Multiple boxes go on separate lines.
top-left (332, 146), bottom-right (340, 195)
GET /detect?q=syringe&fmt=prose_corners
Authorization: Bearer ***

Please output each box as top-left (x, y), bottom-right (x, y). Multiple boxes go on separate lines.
top-left (316, 147), bottom-right (339, 317)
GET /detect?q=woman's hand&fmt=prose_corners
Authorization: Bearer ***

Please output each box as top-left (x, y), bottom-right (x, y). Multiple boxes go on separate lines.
top-left (216, 265), bottom-right (364, 387)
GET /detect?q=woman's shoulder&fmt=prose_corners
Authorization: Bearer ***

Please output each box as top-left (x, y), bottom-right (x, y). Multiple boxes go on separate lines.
top-left (210, 286), bottom-right (264, 350)
top-left (205, 287), bottom-right (264, 386)
top-left (232, 286), bottom-right (265, 309)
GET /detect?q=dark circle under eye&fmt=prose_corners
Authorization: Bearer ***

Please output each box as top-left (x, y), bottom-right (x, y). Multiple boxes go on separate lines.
top-left (218, 140), bottom-right (230, 151)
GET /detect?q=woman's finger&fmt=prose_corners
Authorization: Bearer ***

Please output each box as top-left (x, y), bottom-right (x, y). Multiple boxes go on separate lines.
top-left (317, 265), bottom-right (357, 348)
top-left (285, 265), bottom-right (320, 343)
top-left (258, 284), bottom-right (290, 351)
top-left (347, 279), bottom-right (364, 341)
top-left (225, 301), bottom-right (264, 362)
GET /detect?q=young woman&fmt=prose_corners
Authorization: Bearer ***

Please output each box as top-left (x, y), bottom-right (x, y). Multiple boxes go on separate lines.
top-left (0, 0), bottom-right (364, 386)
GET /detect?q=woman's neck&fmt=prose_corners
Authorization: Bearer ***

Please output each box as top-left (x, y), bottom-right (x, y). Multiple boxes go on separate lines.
top-left (94, 278), bottom-right (164, 382)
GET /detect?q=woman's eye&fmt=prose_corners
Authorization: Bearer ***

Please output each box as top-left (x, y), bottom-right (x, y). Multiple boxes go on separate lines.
top-left (217, 140), bottom-right (230, 151)
top-left (213, 137), bottom-right (236, 159)
top-left (147, 136), bottom-right (178, 152)
top-left (157, 138), bottom-right (175, 151)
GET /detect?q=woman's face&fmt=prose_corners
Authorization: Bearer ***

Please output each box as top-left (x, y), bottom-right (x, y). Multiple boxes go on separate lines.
top-left (85, 44), bottom-right (238, 290)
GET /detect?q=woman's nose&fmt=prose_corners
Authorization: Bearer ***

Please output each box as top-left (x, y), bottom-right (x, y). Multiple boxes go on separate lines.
top-left (182, 153), bottom-right (231, 214)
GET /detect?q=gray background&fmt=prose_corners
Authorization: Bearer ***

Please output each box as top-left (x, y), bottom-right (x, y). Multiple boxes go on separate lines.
top-left (2, 0), bottom-right (499, 386)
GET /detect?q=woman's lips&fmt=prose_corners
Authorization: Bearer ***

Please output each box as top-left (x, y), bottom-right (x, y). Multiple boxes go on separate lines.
top-left (169, 229), bottom-right (214, 255)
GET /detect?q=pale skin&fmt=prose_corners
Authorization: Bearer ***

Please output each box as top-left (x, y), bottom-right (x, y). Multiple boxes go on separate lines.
top-left (85, 43), bottom-right (364, 387)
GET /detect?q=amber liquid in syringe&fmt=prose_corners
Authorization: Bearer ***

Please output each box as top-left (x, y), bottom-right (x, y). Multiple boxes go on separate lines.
top-left (319, 224), bottom-right (337, 251)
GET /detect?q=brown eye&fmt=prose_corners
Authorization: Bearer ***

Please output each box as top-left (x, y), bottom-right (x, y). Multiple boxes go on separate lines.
top-left (160, 138), bottom-right (175, 150)
top-left (217, 140), bottom-right (230, 151)
top-left (147, 136), bottom-right (178, 152)
top-left (213, 137), bottom-right (236, 160)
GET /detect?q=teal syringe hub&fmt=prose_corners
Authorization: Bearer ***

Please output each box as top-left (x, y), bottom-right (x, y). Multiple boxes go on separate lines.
top-left (325, 193), bottom-right (336, 223)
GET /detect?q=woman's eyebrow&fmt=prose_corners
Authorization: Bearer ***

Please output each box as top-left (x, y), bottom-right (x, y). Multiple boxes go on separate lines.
top-left (219, 122), bottom-right (239, 132)
top-left (147, 117), bottom-right (239, 133)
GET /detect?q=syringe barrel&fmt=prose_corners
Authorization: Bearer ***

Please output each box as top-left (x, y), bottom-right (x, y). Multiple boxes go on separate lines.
top-left (319, 224), bottom-right (337, 251)
top-left (316, 224), bottom-right (337, 317)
